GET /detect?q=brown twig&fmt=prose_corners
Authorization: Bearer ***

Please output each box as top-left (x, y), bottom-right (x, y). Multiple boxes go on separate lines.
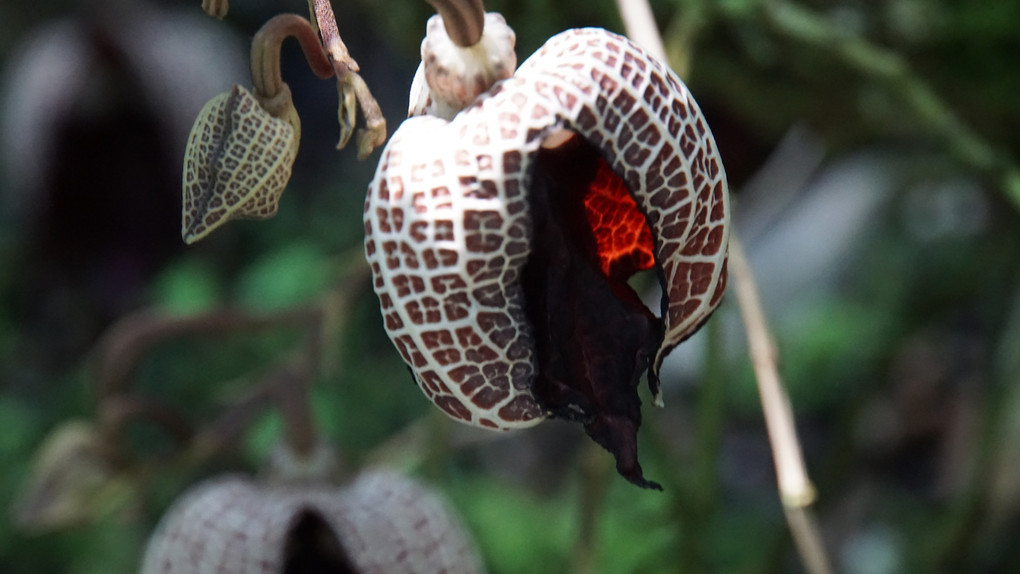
top-left (93, 307), bottom-right (321, 400)
top-left (250, 13), bottom-right (335, 115)
top-left (729, 237), bottom-right (832, 574)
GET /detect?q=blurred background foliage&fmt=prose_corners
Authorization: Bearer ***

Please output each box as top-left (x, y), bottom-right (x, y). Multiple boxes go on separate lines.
top-left (1, 0), bottom-right (1019, 572)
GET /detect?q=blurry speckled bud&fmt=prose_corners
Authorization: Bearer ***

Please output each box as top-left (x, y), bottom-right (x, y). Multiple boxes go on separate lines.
top-left (408, 13), bottom-right (516, 120)
top-left (141, 471), bottom-right (485, 573)
top-left (181, 84), bottom-right (299, 244)
top-left (12, 421), bottom-right (133, 532)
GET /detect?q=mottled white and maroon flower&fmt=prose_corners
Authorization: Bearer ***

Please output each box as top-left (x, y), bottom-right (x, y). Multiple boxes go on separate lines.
top-left (365, 20), bottom-right (729, 488)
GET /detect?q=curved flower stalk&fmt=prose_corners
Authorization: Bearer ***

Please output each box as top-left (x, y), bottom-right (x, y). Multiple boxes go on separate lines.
top-left (365, 22), bottom-right (730, 488)
top-left (141, 470), bottom-right (484, 573)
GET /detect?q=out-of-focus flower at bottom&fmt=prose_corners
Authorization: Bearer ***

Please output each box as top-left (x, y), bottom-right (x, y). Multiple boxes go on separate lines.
top-left (141, 470), bottom-right (485, 573)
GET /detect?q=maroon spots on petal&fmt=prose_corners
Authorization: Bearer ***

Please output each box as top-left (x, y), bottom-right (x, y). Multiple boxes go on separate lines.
top-left (464, 210), bottom-right (504, 230)
top-left (406, 301), bottom-right (424, 324)
top-left (506, 199), bottom-right (527, 215)
top-left (460, 372), bottom-right (486, 395)
top-left (472, 284), bottom-right (507, 307)
top-left (392, 274), bottom-right (412, 297)
top-left (442, 292), bottom-right (471, 321)
top-left (709, 260), bottom-right (728, 307)
top-left (421, 329), bottom-right (455, 349)
top-left (467, 344), bottom-right (497, 360)
top-left (465, 260), bottom-right (485, 276)
top-left (422, 296), bottom-right (442, 323)
top-left (422, 249), bottom-right (439, 269)
top-left (477, 311), bottom-right (511, 332)
top-left (613, 90), bottom-right (636, 114)
top-left (412, 191), bottom-right (427, 213)
top-left (459, 175), bottom-right (477, 192)
top-left (448, 364), bottom-right (479, 383)
top-left (431, 274), bottom-right (468, 294)
top-left (467, 235), bottom-right (501, 254)
top-left (576, 107), bottom-right (597, 131)
top-left (628, 108), bottom-right (650, 131)
top-left (637, 124), bottom-right (661, 146)
top-left (623, 143), bottom-right (650, 166)
top-left (376, 208), bottom-right (391, 233)
top-left (455, 326), bottom-right (483, 347)
top-left (470, 180), bottom-right (497, 199)
top-left (419, 369), bottom-right (447, 394)
top-left (384, 313), bottom-right (403, 330)
top-left (553, 86), bottom-right (577, 109)
top-left (434, 395), bottom-right (472, 421)
top-left (409, 221), bottom-right (428, 242)
top-left (703, 227), bottom-right (725, 256)
top-left (671, 97), bottom-right (688, 119)
top-left (667, 298), bottom-right (704, 327)
top-left (433, 348), bottom-right (461, 366)
top-left (504, 179), bottom-right (521, 199)
top-left (472, 385), bottom-right (509, 409)
top-left (434, 220), bottom-right (454, 241)
top-left (498, 395), bottom-right (543, 422)
top-left (437, 249), bottom-right (458, 266)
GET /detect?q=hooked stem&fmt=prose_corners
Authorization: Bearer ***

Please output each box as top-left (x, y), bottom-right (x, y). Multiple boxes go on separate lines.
top-left (425, 0), bottom-right (486, 47)
top-left (250, 13), bottom-right (335, 116)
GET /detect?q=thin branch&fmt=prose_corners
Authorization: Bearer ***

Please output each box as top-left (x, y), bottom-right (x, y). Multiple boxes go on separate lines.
top-left (93, 307), bottom-right (320, 400)
top-left (250, 13), bottom-right (335, 112)
top-left (730, 237), bottom-right (832, 574)
top-left (613, 0), bottom-right (667, 63)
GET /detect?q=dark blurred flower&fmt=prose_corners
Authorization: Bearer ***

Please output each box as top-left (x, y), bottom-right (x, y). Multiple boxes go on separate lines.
top-left (141, 470), bottom-right (484, 573)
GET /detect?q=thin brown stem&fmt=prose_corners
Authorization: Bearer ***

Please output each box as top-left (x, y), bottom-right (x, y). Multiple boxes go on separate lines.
top-left (250, 13), bottom-right (335, 113)
top-left (93, 307), bottom-right (320, 400)
top-left (613, 0), bottom-right (667, 63)
top-left (188, 380), bottom-right (276, 461)
top-left (96, 395), bottom-right (195, 465)
top-left (730, 237), bottom-right (832, 574)
top-left (426, 0), bottom-right (486, 47)
top-left (272, 315), bottom-right (325, 457)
